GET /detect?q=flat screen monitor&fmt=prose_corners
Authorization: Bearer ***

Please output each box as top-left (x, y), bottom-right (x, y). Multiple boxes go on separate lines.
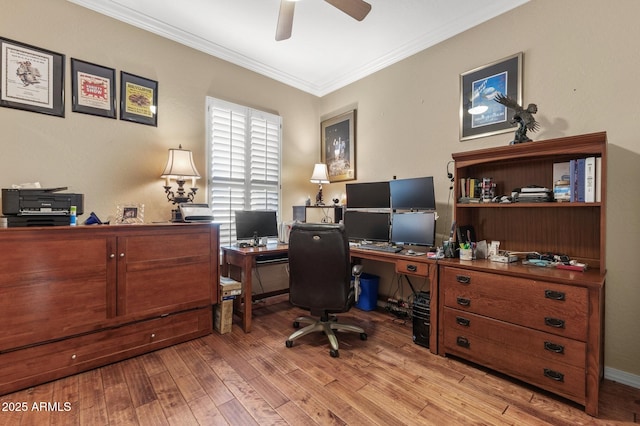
top-left (390, 176), bottom-right (436, 211)
top-left (343, 211), bottom-right (390, 242)
top-left (234, 210), bottom-right (278, 240)
top-left (345, 181), bottom-right (390, 208)
top-left (391, 212), bottom-right (436, 247)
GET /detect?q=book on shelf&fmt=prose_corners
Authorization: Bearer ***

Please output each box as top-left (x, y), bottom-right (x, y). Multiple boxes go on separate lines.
top-left (459, 177), bottom-right (481, 201)
top-left (584, 156), bottom-right (596, 202)
top-left (564, 156), bottom-right (601, 203)
top-left (595, 157), bottom-right (602, 202)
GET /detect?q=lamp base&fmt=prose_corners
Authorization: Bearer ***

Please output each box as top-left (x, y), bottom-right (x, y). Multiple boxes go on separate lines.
top-left (171, 209), bottom-right (183, 222)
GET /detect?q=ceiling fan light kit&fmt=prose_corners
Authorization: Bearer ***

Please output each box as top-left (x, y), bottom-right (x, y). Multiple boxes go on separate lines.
top-left (276, 0), bottom-right (372, 41)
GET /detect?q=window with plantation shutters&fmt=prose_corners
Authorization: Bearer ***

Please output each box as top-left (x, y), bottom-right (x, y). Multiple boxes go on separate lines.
top-left (206, 97), bottom-right (282, 246)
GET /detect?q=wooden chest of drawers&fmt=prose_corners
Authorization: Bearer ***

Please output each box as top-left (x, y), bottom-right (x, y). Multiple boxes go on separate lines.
top-left (439, 263), bottom-right (604, 416)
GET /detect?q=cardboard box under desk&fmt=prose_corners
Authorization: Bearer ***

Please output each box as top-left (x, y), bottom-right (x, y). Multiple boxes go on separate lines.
top-left (214, 299), bottom-right (233, 334)
top-left (220, 276), bottom-right (242, 300)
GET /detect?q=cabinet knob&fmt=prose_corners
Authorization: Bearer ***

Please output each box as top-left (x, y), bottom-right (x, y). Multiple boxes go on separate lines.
top-left (543, 368), bottom-right (564, 382)
top-left (456, 297), bottom-right (471, 307)
top-left (544, 317), bottom-right (565, 329)
top-left (544, 289), bottom-right (566, 301)
top-left (455, 275), bottom-right (471, 284)
top-left (150, 333), bottom-right (156, 339)
top-left (71, 354), bottom-right (77, 360)
top-left (456, 336), bottom-right (470, 348)
top-left (119, 253), bottom-right (125, 258)
top-left (456, 316), bottom-right (471, 327)
top-left (109, 253), bottom-right (116, 259)
top-left (544, 341), bottom-right (565, 354)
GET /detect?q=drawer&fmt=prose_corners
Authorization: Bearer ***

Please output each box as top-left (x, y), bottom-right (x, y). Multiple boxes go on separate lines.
top-left (395, 259), bottom-right (429, 277)
top-left (443, 308), bottom-right (586, 369)
top-left (442, 307), bottom-right (586, 403)
top-left (441, 267), bottom-right (588, 341)
top-left (0, 307), bottom-right (212, 396)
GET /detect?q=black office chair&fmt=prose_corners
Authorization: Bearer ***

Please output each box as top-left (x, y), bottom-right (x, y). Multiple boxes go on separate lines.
top-left (285, 222), bottom-right (367, 357)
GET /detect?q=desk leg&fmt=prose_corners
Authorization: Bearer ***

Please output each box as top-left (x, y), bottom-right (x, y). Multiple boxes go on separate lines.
top-left (428, 264), bottom-right (438, 354)
top-left (240, 256), bottom-right (253, 333)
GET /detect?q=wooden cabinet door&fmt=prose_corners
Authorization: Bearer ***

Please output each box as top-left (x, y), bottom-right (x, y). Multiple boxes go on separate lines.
top-left (115, 227), bottom-right (213, 318)
top-left (0, 230), bottom-right (113, 351)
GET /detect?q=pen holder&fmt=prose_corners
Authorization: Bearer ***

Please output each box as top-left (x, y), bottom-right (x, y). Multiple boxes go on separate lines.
top-left (459, 247), bottom-right (473, 261)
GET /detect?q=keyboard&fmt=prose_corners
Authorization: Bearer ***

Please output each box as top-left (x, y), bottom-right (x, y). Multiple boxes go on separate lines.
top-left (356, 243), bottom-right (402, 253)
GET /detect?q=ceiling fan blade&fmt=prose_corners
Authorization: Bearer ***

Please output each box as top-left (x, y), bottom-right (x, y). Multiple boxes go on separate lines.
top-left (325, 0), bottom-right (371, 21)
top-left (275, 0), bottom-right (295, 41)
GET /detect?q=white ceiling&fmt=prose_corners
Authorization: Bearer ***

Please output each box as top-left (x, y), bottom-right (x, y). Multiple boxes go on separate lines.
top-left (68, 0), bottom-right (529, 97)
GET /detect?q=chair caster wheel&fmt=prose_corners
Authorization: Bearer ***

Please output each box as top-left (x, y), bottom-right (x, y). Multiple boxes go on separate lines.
top-left (330, 349), bottom-right (339, 358)
top-left (285, 340), bottom-right (293, 348)
top-left (360, 333), bottom-right (368, 341)
top-left (293, 321), bottom-right (300, 328)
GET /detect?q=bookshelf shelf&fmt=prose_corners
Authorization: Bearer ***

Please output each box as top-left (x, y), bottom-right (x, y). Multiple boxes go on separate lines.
top-left (457, 202), bottom-right (602, 208)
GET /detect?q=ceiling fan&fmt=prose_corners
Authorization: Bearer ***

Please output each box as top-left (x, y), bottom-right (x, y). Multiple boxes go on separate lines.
top-left (276, 0), bottom-right (372, 41)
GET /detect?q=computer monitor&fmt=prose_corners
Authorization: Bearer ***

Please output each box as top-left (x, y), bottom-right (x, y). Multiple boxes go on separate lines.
top-left (391, 212), bottom-right (436, 247)
top-left (234, 210), bottom-right (278, 240)
top-left (390, 176), bottom-right (436, 211)
top-left (343, 211), bottom-right (390, 242)
top-left (345, 181), bottom-right (391, 208)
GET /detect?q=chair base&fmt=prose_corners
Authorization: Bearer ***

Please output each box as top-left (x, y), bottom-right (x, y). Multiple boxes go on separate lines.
top-left (285, 315), bottom-right (367, 357)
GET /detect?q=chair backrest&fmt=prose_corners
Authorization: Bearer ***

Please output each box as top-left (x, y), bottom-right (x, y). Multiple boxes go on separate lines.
top-left (288, 222), bottom-right (353, 315)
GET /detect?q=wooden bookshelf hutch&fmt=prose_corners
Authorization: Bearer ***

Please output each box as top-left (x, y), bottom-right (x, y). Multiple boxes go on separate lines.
top-left (438, 132), bottom-right (606, 416)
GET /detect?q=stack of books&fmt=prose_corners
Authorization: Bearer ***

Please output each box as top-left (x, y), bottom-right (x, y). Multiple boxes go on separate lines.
top-left (553, 157), bottom-right (602, 203)
top-left (513, 186), bottom-right (553, 202)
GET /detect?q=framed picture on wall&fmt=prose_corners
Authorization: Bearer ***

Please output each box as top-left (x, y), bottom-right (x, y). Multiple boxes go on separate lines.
top-left (71, 58), bottom-right (116, 118)
top-left (459, 52), bottom-right (522, 141)
top-left (321, 110), bottom-right (356, 182)
top-left (120, 71), bottom-right (158, 126)
top-left (0, 37), bottom-right (65, 117)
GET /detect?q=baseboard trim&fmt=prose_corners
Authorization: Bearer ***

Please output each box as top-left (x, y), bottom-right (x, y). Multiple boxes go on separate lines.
top-left (604, 366), bottom-right (640, 389)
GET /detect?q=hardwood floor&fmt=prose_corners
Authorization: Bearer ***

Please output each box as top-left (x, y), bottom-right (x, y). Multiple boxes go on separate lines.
top-left (1, 297), bottom-right (638, 425)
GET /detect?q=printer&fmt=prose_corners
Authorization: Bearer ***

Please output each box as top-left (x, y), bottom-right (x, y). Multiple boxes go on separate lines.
top-left (2, 187), bottom-right (84, 227)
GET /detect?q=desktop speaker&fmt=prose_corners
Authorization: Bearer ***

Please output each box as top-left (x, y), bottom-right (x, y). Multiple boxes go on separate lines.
top-left (412, 291), bottom-right (430, 348)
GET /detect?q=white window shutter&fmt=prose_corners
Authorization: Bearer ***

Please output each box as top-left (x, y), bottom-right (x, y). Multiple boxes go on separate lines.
top-left (207, 97), bottom-right (281, 246)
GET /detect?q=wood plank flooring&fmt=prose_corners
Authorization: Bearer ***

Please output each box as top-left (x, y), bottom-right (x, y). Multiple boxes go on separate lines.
top-left (1, 297), bottom-right (638, 425)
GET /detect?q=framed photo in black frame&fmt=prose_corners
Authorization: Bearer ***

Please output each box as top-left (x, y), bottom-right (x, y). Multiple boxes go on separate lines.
top-left (460, 52), bottom-right (522, 141)
top-left (0, 37), bottom-right (65, 117)
top-left (120, 71), bottom-right (157, 126)
top-left (71, 58), bottom-right (116, 118)
top-left (321, 109), bottom-right (356, 182)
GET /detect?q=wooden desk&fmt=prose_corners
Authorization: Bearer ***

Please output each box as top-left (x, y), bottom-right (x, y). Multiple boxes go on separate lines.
top-left (350, 247), bottom-right (439, 353)
top-left (221, 244), bottom-right (439, 354)
top-left (220, 244), bottom-right (289, 333)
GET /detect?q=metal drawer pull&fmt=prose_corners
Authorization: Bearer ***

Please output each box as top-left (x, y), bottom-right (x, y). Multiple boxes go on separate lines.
top-left (406, 264), bottom-right (417, 272)
top-left (456, 297), bottom-right (471, 307)
top-left (456, 336), bottom-right (470, 348)
top-left (455, 275), bottom-right (471, 284)
top-left (544, 290), bottom-right (566, 301)
top-left (456, 316), bottom-right (470, 327)
top-left (544, 341), bottom-right (565, 354)
top-left (544, 317), bottom-right (565, 328)
top-left (543, 368), bottom-right (564, 382)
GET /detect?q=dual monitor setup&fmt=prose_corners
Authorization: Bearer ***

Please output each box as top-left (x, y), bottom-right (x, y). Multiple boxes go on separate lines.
top-left (344, 176), bottom-right (436, 248)
top-left (232, 176), bottom-right (436, 248)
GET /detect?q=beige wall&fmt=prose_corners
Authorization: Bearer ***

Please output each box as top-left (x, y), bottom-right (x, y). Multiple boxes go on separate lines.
top-left (1, 0), bottom-right (639, 381)
top-left (0, 0), bottom-right (320, 224)
top-left (322, 0), bottom-right (640, 381)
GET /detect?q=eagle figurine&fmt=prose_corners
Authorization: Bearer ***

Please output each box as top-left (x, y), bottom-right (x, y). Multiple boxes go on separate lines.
top-left (494, 93), bottom-right (539, 144)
